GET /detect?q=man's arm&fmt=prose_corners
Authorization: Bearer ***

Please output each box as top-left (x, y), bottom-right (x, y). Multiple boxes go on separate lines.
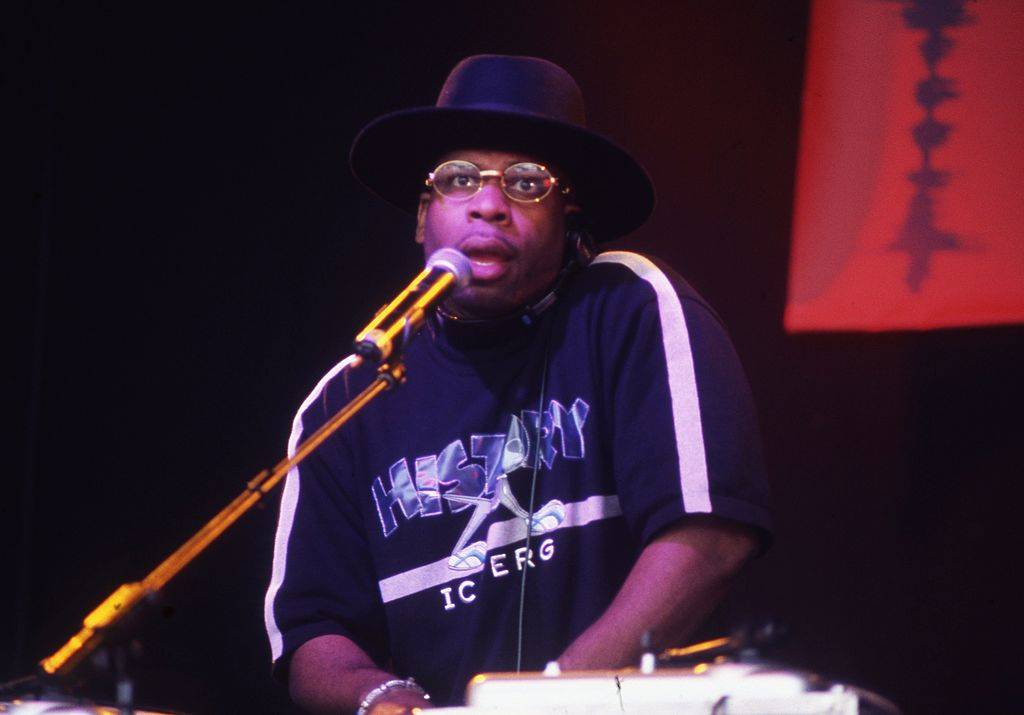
top-left (557, 515), bottom-right (757, 670)
top-left (289, 635), bottom-right (432, 715)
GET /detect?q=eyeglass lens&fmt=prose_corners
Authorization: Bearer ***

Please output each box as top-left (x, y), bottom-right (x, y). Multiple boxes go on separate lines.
top-left (431, 161), bottom-right (554, 202)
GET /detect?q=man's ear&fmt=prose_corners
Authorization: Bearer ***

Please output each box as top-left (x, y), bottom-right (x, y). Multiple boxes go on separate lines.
top-left (563, 202), bottom-right (584, 233)
top-left (414, 192), bottom-right (431, 245)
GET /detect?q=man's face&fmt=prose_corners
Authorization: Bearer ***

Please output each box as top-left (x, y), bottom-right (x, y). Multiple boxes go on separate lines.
top-left (417, 148), bottom-right (576, 320)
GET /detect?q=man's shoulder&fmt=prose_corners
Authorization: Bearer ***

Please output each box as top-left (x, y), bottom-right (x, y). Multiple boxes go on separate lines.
top-left (290, 354), bottom-right (378, 432)
top-left (567, 250), bottom-right (718, 320)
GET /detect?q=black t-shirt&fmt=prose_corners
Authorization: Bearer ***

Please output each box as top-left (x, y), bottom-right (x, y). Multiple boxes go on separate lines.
top-left (264, 251), bottom-right (772, 705)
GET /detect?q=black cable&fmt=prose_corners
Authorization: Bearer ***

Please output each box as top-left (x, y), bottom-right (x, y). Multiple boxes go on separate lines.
top-left (514, 336), bottom-right (550, 672)
top-left (511, 227), bottom-right (589, 671)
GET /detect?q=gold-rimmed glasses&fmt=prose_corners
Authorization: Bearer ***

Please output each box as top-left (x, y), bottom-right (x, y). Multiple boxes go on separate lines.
top-left (425, 160), bottom-right (568, 203)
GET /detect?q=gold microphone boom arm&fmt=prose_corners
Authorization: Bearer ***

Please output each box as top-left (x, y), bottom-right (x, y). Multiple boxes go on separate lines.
top-left (39, 359), bottom-right (406, 676)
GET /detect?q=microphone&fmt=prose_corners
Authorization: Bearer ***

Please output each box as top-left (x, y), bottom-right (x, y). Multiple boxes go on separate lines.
top-left (353, 248), bottom-right (472, 364)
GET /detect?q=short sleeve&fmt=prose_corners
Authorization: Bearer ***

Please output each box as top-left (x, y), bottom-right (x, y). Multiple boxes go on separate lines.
top-left (264, 377), bottom-right (390, 682)
top-left (595, 254), bottom-right (772, 552)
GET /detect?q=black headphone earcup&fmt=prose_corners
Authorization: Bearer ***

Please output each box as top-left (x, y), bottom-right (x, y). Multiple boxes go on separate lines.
top-left (566, 229), bottom-right (595, 267)
top-left (564, 212), bottom-right (596, 267)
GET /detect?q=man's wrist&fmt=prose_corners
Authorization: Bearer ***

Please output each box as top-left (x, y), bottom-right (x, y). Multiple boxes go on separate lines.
top-left (357, 677), bottom-right (431, 715)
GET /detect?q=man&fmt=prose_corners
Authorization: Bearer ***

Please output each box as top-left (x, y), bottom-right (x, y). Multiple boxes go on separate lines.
top-left (264, 55), bottom-right (771, 714)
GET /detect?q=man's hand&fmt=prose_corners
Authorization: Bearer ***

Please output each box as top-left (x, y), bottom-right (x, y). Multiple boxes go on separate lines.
top-left (557, 515), bottom-right (757, 670)
top-left (289, 634), bottom-right (433, 714)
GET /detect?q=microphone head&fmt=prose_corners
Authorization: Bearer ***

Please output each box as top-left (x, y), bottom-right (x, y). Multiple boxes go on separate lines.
top-left (426, 248), bottom-right (472, 288)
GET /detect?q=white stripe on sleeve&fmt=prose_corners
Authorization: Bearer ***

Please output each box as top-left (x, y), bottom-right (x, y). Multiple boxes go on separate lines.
top-left (263, 353), bottom-right (360, 661)
top-left (592, 252), bottom-right (712, 513)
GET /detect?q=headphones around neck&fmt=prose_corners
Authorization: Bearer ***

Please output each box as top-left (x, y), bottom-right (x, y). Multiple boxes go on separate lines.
top-left (510, 212), bottom-right (595, 322)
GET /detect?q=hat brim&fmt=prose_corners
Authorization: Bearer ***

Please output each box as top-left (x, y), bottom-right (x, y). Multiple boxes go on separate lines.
top-left (349, 107), bottom-right (655, 242)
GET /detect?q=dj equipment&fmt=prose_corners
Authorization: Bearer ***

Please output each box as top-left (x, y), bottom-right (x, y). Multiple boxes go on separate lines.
top-left (428, 661), bottom-right (901, 714)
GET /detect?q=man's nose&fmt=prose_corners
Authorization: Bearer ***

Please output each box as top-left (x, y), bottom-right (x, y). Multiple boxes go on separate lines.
top-left (468, 182), bottom-right (511, 224)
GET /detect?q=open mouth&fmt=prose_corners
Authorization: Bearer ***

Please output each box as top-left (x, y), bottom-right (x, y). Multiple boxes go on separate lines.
top-left (466, 254), bottom-right (510, 282)
top-left (459, 235), bottom-right (516, 283)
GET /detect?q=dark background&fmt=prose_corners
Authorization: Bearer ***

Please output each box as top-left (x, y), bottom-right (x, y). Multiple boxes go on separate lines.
top-left (7, 2), bottom-right (1021, 713)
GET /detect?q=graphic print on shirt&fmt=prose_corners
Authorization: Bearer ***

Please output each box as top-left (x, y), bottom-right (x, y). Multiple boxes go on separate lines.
top-left (369, 397), bottom-right (590, 570)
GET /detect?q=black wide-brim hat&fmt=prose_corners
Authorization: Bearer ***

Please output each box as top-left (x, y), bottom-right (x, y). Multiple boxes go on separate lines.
top-left (350, 55), bottom-right (655, 242)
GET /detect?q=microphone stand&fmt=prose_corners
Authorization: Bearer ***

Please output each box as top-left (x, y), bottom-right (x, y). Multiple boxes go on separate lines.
top-left (34, 357), bottom-right (406, 686)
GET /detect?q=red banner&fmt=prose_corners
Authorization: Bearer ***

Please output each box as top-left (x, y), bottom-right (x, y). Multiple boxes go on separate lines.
top-left (785, 0), bottom-right (1024, 332)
